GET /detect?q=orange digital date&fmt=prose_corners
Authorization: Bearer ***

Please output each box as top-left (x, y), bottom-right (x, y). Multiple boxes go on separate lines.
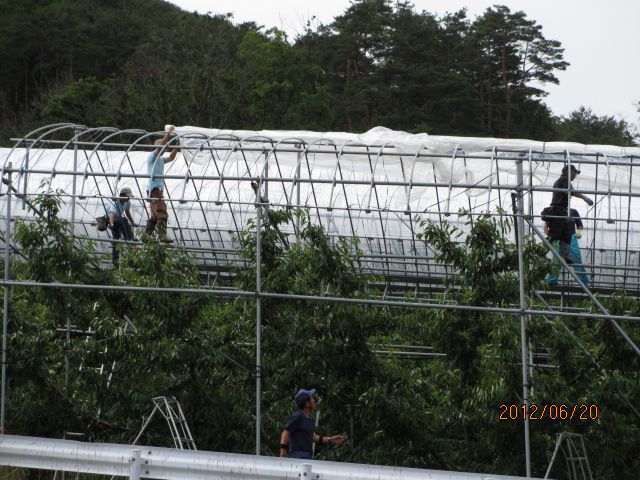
top-left (498, 403), bottom-right (599, 421)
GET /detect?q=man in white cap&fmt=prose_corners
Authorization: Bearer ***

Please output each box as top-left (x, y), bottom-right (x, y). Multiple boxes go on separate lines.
top-left (279, 388), bottom-right (344, 459)
top-left (108, 186), bottom-right (136, 264)
top-left (144, 125), bottom-right (178, 242)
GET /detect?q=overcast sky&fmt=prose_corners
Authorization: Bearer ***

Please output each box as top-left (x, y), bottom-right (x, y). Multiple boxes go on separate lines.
top-left (170, 0), bottom-right (639, 129)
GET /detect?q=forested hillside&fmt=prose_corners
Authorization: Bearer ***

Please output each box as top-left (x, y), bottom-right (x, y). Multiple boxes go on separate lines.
top-left (0, 0), bottom-right (636, 144)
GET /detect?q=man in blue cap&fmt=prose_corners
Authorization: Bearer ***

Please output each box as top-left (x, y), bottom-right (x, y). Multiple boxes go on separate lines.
top-left (279, 388), bottom-right (344, 459)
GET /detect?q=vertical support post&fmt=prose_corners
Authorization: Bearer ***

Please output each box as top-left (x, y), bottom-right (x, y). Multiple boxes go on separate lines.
top-left (1, 163), bottom-right (12, 432)
top-left (64, 312), bottom-right (71, 398)
top-left (70, 130), bottom-right (79, 237)
top-left (22, 150), bottom-right (28, 210)
top-left (129, 449), bottom-right (141, 480)
top-left (255, 177), bottom-right (262, 456)
top-left (515, 159), bottom-right (531, 477)
top-left (295, 151), bottom-right (301, 232)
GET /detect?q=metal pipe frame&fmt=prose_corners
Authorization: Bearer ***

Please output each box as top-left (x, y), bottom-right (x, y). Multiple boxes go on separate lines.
top-left (1, 279), bottom-right (639, 324)
top-left (514, 160), bottom-right (531, 476)
top-left (2, 124), bottom-right (640, 478)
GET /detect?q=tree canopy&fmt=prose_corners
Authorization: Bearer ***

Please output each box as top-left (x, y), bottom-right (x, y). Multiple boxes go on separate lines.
top-left (0, 0), bottom-right (636, 144)
top-left (2, 189), bottom-right (639, 478)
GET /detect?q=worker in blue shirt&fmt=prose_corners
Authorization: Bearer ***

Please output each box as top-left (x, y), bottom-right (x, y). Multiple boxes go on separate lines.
top-left (279, 388), bottom-right (344, 459)
top-left (108, 186), bottom-right (136, 264)
top-left (143, 125), bottom-right (178, 242)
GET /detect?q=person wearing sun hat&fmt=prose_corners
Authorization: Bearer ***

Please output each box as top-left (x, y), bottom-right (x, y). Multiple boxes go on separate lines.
top-left (108, 186), bottom-right (136, 264)
top-left (279, 388), bottom-right (344, 459)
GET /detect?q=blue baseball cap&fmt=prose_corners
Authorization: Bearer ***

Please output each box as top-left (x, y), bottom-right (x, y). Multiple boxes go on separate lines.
top-left (294, 388), bottom-right (316, 404)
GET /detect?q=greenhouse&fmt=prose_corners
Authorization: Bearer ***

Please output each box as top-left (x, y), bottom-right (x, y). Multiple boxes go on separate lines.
top-left (1, 123), bottom-right (639, 480)
top-left (0, 125), bottom-right (640, 289)
top-left (2, 123), bottom-right (640, 291)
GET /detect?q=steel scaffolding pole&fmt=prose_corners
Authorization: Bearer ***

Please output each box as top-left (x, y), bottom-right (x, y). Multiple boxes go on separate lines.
top-left (515, 159), bottom-right (531, 477)
top-left (525, 219), bottom-right (640, 356)
top-left (1, 163), bottom-right (11, 432)
top-left (2, 278), bottom-right (640, 323)
top-left (71, 131), bottom-right (79, 236)
top-left (255, 178), bottom-right (262, 456)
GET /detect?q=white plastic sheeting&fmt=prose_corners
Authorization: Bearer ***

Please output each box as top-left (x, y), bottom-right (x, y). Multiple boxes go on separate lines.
top-left (1, 125), bottom-right (639, 286)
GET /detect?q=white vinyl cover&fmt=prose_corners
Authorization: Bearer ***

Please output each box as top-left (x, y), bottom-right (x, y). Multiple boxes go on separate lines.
top-left (1, 126), bottom-right (639, 284)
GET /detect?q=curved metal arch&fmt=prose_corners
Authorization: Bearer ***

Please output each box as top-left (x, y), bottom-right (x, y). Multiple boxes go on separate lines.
top-left (362, 142), bottom-right (401, 279)
top-left (47, 127), bottom-right (121, 188)
top-left (290, 139), bottom-right (343, 240)
top-left (326, 140), bottom-right (368, 259)
top-left (172, 131), bottom-right (240, 268)
top-left (109, 128), bottom-right (154, 194)
top-left (215, 134), bottom-right (272, 205)
top-left (6, 123), bottom-right (79, 196)
top-left (174, 132), bottom-right (212, 204)
top-left (262, 136), bottom-right (335, 238)
top-left (444, 144), bottom-right (462, 215)
top-left (288, 138), bottom-right (336, 208)
top-left (261, 135), bottom-right (309, 209)
top-left (197, 133), bottom-right (262, 244)
top-left (78, 128), bottom-right (156, 199)
top-left (397, 147), bottom-right (432, 283)
top-left (182, 131), bottom-right (241, 204)
top-left (402, 142), bottom-right (433, 214)
top-left (2, 123), bottom-right (81, 196)
top-left (600, 152), bottom-right (614, 224)
top-left (177, 141), bottom-right (220, 266)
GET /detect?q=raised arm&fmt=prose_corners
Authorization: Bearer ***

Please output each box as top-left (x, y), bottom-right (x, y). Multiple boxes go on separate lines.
top-left (157, 125), bottom-right (175, 147)
top-left (164, 125), bottom-right (179, 163)
top-left (154, 125), bottom-right (179, 163)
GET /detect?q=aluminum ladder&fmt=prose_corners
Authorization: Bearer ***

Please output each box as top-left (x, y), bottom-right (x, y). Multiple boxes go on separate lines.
top-left (132, 396), bottom-right (197, 450)
top-left (544, 432), bottom-right (593, 480)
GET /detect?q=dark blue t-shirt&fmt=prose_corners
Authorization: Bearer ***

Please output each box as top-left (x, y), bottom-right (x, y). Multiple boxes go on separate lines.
top-left (569, 208), bottom-right (583, 235)
top-left (285, 410), bottom-right (315, 459)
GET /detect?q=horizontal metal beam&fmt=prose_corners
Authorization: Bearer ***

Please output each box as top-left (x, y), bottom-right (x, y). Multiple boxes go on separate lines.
top-left (0, 434), bottom-right (537, 480)
top-left (9, 136), bottom-right (640, 162)
top-left (1, 279), bottom-right (640, 323)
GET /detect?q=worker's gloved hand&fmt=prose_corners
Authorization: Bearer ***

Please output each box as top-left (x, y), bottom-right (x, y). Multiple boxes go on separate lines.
top-left (575, 231), bottom-right (582, 239)
top-left (584, 197), bottom-right (594, 206)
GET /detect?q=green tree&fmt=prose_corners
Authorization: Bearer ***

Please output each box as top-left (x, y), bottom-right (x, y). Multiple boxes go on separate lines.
top-left (471, 6), bottom-right (568, 137)
top-left (417, 212), bottom-right (549, 474)
top-left (554, 106), bottom-right (637, 145)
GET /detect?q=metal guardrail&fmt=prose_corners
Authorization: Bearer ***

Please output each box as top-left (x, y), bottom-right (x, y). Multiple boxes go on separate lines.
top-left (0, 435), bottom-right (539, 480)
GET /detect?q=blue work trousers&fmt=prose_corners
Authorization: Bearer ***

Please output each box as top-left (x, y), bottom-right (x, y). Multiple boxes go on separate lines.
top-left (111, 218), bottom-right (133, 264)
top-left (547, 234), bottom-right (589, 285)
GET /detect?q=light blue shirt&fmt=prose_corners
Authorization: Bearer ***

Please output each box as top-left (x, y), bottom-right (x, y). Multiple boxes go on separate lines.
top-left (147, 152), bottom-right (167, 191)
top-left (108, 199), bottom-right (130, 220)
